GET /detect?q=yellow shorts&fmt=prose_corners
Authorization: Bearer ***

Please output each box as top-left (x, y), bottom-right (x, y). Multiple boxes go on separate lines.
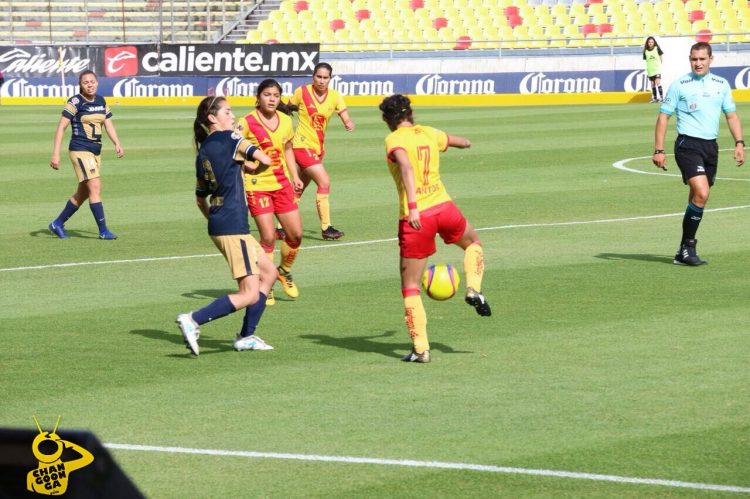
top-left (211, 234), bottom-right (262, 280)
top-left (69, 151), bottom-right (101, 182)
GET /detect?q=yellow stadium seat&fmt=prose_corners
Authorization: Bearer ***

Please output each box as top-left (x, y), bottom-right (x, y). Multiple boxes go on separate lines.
top-left (660, 20), bottom-right (678, 35)
top-left (569, 3), bottom-right (585, 16)
top-left (588, 3), bottom-right (605, 17)
top-left (550, 3), bottom-right (567, 18)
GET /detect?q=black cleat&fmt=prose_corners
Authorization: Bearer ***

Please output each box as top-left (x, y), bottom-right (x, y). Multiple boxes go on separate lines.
top-left (465, 287), bottom-right (491, 316)
top-left (275, 227), bottom-right (287, 240)
top-left (321, 225), bottom-right (345, 240)
top-left (674, 239), bottom-right (707, 266)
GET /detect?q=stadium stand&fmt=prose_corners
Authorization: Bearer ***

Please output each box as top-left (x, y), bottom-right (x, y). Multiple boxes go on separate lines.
top-left (232, 0), bottom-right (750, 50)
top-left (0, 0), bottom-right (253, 44)
top-left (1, 0), bottom-right (749, 48)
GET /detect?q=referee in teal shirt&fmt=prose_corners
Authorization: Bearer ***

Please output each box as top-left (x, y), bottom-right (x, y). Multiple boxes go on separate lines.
top-left (653, 41), bottom-right (745, 266)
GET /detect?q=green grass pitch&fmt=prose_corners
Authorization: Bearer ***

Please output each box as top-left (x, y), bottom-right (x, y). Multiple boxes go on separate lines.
top-left (1, 102), bottom-right (749, 497)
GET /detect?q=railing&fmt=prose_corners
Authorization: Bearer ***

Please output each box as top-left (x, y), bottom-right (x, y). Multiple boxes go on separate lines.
top-left (0, 0), bottom-right (258, 45)
top-left (316, 34), bottom-right (750, 56)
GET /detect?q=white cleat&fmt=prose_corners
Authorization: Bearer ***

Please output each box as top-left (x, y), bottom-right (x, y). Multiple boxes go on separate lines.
top-left (234, 334), bottom-right (274, 351)
top-left (176, 313), bottom-right (200, 355)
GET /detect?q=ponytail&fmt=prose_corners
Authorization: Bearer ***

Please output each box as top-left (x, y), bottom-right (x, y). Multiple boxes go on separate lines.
top-left (193, 95), bottom-right (226, 150)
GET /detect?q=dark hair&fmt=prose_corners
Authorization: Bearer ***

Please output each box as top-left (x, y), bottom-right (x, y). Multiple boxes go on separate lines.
top-left (313, 62), bottom-right (333, 76)
top-left (691, 41), bottom-right (712, 57)
top-left (78, 70), bottom-right (97, 93)
top-left (379, 94), bottom-right (413, 131)
top-left (193, 95), bottom-right (226, 150)
top-left (643, 36), bottom-right (662, 57)
top-left (255, 78), bottom-right (298, 115)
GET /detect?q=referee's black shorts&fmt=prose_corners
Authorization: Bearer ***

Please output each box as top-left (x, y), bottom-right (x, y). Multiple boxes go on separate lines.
top-left (674, 134), bottom-right (718, 186)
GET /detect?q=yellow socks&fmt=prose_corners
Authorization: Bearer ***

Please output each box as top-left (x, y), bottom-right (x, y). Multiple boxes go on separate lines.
top-left (316, 189), bottom-right (331, 230)
top-left (463, 242), bottom-right (484, 292)
top-left (280, 239), bottom-right (300, 272)
top-left (403, 290), bottom-right (428, 353)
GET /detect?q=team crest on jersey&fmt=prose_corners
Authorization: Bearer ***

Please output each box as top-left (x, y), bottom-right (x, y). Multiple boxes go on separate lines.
top-left (231, 131), bottom-right (242, 140)
top-left (71, 97), bottom-right (79, 105)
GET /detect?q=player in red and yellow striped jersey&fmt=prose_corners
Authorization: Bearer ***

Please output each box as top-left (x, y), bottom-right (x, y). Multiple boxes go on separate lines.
top-left (238, 79), bottom-right (304, 303)
top-left (380, 94), bottom-right (491, 364)
top-left (290, 62), bottom-right (355, 240)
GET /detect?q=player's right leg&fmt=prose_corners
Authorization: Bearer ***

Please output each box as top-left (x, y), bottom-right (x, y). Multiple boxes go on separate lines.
top-left (400, 256), bottom-right (431, 363)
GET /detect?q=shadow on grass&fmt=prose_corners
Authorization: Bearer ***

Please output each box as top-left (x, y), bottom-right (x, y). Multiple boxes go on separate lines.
top-left (300, 330), bottom-right (472, 359)
top-left (182, 289), bottom-right (233, 300)
top-left (130, 328), bottom-right (235, 358)
top-left (595, 253), bottom-right (673, 264)
top-left (30, 228), bottom-right (99, 239)
top-left (181, 289), bottom-right (295, 303)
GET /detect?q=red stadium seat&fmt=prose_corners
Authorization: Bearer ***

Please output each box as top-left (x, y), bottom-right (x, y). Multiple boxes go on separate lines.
top-left (507, 14), bottom-right (523, 28)
top-left (504, 6), bottom-right (519, 17)
top-left (330, 19), bottom-right (346, 31)
top-left (688, 10), bottom-right (705, 22)
top-left (453, 35), bottom-right (472, 50)
top-left (597, 23), bottom-right (613, 34)
top-left (582, 23), bottom-right (597, 36)
top-left (294, 1), bottom-right (309, 12)
top-left (88, 11), bottom-right (106, 18)
top-left (696, 29), bottom-right (712, 42)
top-left (409, 0), bottom-right (424, 10)
top-left (266, 38), bottom-right (279, 44)
top-left (355, 9), bottom-right (370, 21)
top-left (26, 21), bottom-right (42, 27)
top-left (432, 17), bottom-right (448, 29)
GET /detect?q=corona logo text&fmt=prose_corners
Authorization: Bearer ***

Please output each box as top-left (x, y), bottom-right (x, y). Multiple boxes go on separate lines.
top-left (1, 78), bottom-right (77, 97)
top-left (520, 72), bottom-right (602, 94)
top-left (113, 78), bottom-right (193, 97)
top-left (416, 74), bottom-right (495, 95)
top-left (624, 70), bottom-right (651, 92)
top-left (329, 75), bottom-right (395, 95)
top-left (735, 67), bottom-right (750, 90)
top-left (214, 77), bottom-right (293, 96)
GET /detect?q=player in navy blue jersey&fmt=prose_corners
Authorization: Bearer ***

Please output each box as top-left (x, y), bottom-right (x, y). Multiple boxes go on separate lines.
top-left (176, 95), bottom-right (278, 355)
top-left (49, 70), bottom-right (123, 240)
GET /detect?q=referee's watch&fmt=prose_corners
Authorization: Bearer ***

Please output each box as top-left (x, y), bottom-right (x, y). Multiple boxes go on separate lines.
top-left (736, 140), bottom-right (746, 146)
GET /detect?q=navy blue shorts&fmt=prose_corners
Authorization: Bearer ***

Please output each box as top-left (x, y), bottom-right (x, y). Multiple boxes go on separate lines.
top-left (674, 135), bottom-right (718, 186)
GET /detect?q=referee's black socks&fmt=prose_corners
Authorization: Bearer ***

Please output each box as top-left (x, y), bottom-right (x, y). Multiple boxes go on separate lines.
top-left (682, 202), bottom-right (704, 243)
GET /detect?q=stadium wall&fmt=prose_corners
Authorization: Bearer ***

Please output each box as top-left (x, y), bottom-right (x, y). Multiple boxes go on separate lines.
top-left (1, 44), bottom-right (749, 106)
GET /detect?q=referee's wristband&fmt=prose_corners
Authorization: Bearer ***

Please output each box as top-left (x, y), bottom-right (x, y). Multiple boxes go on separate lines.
top-left (736, 140), bottom-right (745, 146)
top-left (654, 149), bottom-right (665, 155)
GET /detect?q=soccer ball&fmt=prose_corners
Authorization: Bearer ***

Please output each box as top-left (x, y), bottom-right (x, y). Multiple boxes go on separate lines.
top-left (422, 263), bottom-right (460, 301)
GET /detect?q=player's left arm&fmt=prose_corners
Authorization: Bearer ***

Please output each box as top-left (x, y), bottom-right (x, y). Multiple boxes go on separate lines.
top-left (103, 117), bottom-right (124, 158)
top-left (196, 195), bottom-right (209, 219)
top-left (725, 111), bottom-right (745, 166)
top-left (284, 140), bottom-right (304, 192)
top-left (393, 149), bottom-right (421, 229)
top-left (447, 134), bottom-right (471, 149)
top-left (338, 109), bottom-right (355, 131)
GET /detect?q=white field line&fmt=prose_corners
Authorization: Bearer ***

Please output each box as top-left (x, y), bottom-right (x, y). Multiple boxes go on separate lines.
top-left (104, 443), bottom-right (750, 494)
top-left (612, 153), bottom-right (750, 181)
top-left (3, 206), bottom-right (750, 273)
